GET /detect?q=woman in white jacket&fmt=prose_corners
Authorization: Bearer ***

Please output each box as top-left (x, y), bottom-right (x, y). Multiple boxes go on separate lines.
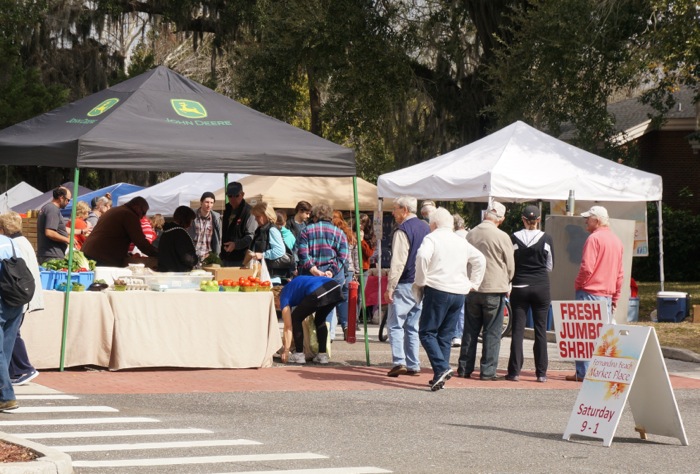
top-left (0, 212), bottom-right (44, 385)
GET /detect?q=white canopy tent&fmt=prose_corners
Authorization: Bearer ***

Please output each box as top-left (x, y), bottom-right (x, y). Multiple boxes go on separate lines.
top-left (377, 120), bottom-right (665, 285)
top-left (118, 172), bottom-right (248, 216)
top-left (0, 182), bottom-right (42, 213)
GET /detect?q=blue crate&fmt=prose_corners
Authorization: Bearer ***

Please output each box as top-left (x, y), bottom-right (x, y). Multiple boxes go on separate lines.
top-left (53, 271), bottom-right (95, 290)
top-left (39, 269), bottom-right (56, 290)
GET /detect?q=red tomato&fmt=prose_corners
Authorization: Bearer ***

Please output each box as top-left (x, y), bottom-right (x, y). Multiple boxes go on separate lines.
top-left (261, 281), bottom-right (271, 287)
top-left (223, 279), bottom-right (232, 287)
top-left (239, 277), bottom-right (247, 285)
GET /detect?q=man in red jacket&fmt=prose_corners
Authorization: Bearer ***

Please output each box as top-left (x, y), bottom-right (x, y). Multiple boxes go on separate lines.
top-left (567, 205), bottom-right (623, 382)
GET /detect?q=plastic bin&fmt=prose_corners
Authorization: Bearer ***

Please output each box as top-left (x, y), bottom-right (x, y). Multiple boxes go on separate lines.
top-left (140, 272), bottom-right (213, 290)
top-left (53, 271), bottom-right (95, 290)
top-left (627, 297), bottom-right (640, 322)
top-left (657, 291), bottom-right (689, 322)
top-left (39, 269), bottom-right (56, 290)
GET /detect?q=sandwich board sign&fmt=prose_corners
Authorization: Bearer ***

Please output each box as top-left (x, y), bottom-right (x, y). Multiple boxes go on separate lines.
top-left (552, 300), bottom-right (609, 361)
top-left (562, 324), bottom-right (688, 447)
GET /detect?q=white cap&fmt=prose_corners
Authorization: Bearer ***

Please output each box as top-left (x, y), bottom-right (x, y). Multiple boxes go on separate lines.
top-left (581, 205), bottom-right (609, 219)
top-left (487, 201), bottom-right (506, 219)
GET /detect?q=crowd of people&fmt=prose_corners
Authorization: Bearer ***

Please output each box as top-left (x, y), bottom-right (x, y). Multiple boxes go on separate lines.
top-left (0, 181), bottom-right (625, 411)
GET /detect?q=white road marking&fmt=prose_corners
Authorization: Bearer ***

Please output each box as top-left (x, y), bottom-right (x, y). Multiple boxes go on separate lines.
top-left (13, 406), bottom-right (118, 414)
top-left (73, 452), bottom-right (327, 468)
top-left (0, 417), bottom-right (157, 427)
top-left (224, 469), bottom-right (392, 474)
top-left (16, 395), bottom-right (79, 400)
top-left (18, 428), bottom-right (212, 439)
top-left (55, 439), bottom-right (262, 452)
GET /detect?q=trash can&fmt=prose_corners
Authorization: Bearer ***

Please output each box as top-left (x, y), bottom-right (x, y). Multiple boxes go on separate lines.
top-left (657, 291), bottom-right (689, 322)
top-left (627, 297), bottom-right (640, 322)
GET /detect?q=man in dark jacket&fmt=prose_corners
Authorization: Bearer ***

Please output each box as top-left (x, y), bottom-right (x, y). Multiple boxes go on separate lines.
top-left (220, 182), bottom-right (257, 267)
top-left (82, 197), bottom-right (158, 267)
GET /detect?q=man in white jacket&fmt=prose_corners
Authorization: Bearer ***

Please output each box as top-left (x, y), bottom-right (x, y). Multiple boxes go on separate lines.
top-left (414, 208), bottom-right (486, 391)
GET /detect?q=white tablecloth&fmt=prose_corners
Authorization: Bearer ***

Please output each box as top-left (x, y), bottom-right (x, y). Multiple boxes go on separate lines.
top-left (22, 289), bottom-right (281, 370)
top-left (106, 290), bottom-right (281, 370)
top-left (23, 290), bottom-right (114, 369)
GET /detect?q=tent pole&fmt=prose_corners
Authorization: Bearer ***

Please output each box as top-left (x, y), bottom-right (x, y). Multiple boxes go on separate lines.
top-left (224, 173), bottom-right (229, 206)
top-left (59, 170), bottom-right (81, 371)
top-left (353, 176), bottom-right (370, 365)
top-left (657, 200), bottom-right (665, 291)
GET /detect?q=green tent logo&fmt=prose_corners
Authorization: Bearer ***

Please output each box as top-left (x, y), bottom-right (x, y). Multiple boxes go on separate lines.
top-left (171, 99), bottom-right (207, 119)
top-left (87, 98), bottom-right (119, 117)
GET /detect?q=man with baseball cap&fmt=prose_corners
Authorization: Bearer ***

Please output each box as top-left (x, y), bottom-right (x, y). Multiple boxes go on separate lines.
top-left (458, 201), bottom-right (514, 380)
top-left (220, 182), bottom-right (258, 267)
top-left (567, 205), bottom-right (623, 382)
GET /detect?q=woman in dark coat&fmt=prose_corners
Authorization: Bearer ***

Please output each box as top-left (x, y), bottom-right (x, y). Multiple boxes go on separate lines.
top-left (158, 206), bottom-right (197, 272)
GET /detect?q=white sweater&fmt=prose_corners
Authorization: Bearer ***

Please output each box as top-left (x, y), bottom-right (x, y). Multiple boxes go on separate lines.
top-left (414, 228), bottom-right (486, 295)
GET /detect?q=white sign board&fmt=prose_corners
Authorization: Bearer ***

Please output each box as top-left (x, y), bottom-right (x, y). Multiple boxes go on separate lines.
top-left (563, 325), bottom-right (688, 447)
top-left (552, 300), bottom-right (608, 361)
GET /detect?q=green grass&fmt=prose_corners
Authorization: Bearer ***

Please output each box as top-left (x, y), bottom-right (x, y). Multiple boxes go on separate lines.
top-left (635, 282), bottom-right (700, 354)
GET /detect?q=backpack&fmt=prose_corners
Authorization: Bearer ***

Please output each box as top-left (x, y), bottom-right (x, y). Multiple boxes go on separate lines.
top-left (0, 241), bottom-right (36, 308)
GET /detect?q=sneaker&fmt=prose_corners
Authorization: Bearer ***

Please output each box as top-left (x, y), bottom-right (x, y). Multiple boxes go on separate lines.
top-left (312, 353), bottom-right (329, 365)
top-left (430, 369), bottom-right (453, 391)
top-left (405, 369), bottom-right (421, 376)
top-left (505, 374), bottom-right (519, 382)
top-left (387, 365), bottom-right (407, 377)
top-left (451, 338), bottom-right (461, 347)
top-left (11, 370), bottom-right (39, 386)
top-left (536, 376), bottom-right (547, 383)
top-left (288, 352), bottom-right (306, 364)
top-left (342, 326), bottom-right (348, 341)
top-left (0, 400), bottom-right (18, 411)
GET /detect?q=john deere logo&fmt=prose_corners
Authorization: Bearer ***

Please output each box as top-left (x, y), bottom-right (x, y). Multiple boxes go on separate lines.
top-left (171, 99), bottom-right (207, 119)
top-left (87, 98), bottom-right (119, 117)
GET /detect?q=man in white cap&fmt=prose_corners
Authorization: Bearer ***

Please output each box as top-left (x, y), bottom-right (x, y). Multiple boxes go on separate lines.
top-left (567, 205), bottom-right (623, 381)
top-left (458, 201), bottom-right (514, 380)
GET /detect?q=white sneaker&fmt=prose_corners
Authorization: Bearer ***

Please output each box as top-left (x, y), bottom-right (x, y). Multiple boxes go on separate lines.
top-left (312, 353), bottom-right (329, 365)
top-left (451, 338), bottom-right (461, 347)
top-left (288, 352), bottom-right (306, 364)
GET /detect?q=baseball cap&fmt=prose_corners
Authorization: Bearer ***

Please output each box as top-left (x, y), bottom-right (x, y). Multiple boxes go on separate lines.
top-left (581, 205), bottom-right (608, 219)
top-left (522, 205), bottom-right (540, 220)
top-left (226, 182), bottom-right (243, 197)
top-left (487, 201), bottom-right (506, 219)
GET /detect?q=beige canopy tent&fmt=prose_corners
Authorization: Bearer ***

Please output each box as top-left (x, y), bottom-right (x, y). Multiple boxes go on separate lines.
top-left (195, 175), bottom-right (391, 212)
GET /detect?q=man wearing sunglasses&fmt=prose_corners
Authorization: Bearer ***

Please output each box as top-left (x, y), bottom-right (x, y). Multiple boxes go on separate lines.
top-left (221, 182), bottom-right (258, 267)
top-left (37, 186), bottom-right (72, 264)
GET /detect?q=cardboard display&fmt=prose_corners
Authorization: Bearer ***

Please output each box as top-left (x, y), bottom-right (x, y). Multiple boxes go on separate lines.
top-left (203, 266), bottom-right (256, 282)
top-left (563, 325), bottom-right (688, 447)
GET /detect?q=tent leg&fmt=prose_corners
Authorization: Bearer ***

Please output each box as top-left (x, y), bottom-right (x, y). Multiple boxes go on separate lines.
top-left (353, 177), bottom-right (370, 366)
top-left (657, 201), bottom-right (664, 291)
top-left (60, 170), bottom-right (81, 371)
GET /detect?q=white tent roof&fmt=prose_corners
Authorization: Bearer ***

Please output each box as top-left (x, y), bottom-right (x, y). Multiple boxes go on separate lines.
top-left (118, 172), bottom-right (248, 215)
top-left (199, 175), bottom-right (390, 212)
top-left (0, 182), bottom-right (42, 213)
top-left (377, 121), bottom-right (662, 203)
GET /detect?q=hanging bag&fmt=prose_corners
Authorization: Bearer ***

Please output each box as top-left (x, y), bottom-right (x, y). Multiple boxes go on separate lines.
top-left (0, 241), bottom-right (36, 307)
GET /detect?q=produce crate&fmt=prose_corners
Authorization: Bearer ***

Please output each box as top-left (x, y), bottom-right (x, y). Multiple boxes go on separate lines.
top-left (39, 269), bottom-right (56, 290)
top-left (23, 216), bottom-right (39, 251)
top-left (140, 272), bottom-right (213, 290)
top-left (52, 271), bottom-right (95, 290)
top-left (202, 266), bottom-right (257, 282)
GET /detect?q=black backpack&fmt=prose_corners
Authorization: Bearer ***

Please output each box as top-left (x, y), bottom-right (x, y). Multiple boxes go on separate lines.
top-left (0, 241), bottom-right (36, 308)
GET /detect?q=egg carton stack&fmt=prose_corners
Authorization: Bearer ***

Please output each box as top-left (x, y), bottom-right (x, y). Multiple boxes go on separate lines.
top-left (121, 276), bottom-right (149, 291)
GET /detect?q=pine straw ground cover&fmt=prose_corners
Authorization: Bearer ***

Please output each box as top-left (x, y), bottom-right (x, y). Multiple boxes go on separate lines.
top-left (635, 282), bottom-right (700, 355)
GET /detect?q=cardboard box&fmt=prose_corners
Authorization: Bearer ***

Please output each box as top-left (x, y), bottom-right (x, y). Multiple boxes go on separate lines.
top-left (203, 266), bottom-right (256, 282)
top-left (693, 305), bottom-right (700, 323)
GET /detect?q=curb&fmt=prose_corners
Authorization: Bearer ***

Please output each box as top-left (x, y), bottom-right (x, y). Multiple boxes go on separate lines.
top-left (0, 432), bottom-right (72, 474)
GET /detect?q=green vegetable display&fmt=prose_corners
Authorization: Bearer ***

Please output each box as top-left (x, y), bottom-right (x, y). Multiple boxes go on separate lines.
top-left (41, 251), bottom-right (96, 272)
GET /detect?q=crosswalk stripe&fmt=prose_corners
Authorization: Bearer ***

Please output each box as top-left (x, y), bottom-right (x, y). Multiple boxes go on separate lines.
top-left (55, 439), bottom-right (262, 452)
top-left (16, 395), bottom-right (79, 400)
top-left (14, 406), bottom-right (118, 414)
top-left (0, 417), bottom-right (157, 427)
top-left (223, 468), bottom-right (392, 474)
top-left (73, 452), bottom-right (327, 468)
top-left (18, 428), bottom-right (212, 439)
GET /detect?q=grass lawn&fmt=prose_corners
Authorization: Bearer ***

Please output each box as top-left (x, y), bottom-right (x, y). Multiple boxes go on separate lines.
top-left (634, 282), bottom-right (700, 354)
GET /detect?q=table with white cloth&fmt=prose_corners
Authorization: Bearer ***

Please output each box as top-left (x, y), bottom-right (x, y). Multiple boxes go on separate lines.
top-left (106, 290), bottom-right (281, 370)
top-left (22, 290), bottom-right (281, 370)
top-left (22, 290), bottom-right (115, 369)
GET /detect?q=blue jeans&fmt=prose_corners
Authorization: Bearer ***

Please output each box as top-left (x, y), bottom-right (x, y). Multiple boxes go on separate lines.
top-left (419, 287), bottom-right (464, 377)
top-left (454, 298), bottom-right (465, 339)
top-left (575, 290), bottom-right (612, 379)
top-left (458, 292), bottom-right (506, 378)
top-left (335, 270), bottom-right (353, 330)
top-left (0, 301), bottom-right (23, 401)
top-left (387, 283), bottom-right (422, 370)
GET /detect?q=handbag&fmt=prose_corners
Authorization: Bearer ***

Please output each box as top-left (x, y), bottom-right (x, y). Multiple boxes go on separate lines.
top-left (267, 245), bottom-right (295, 269)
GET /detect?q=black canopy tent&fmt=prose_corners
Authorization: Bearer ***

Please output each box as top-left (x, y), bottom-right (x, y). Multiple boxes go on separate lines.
top-left (0, 66), bottom-right (370, 367)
